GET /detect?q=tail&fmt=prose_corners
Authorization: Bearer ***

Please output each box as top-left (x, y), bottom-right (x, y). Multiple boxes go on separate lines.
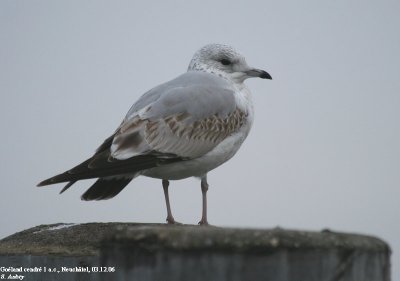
top-left (55, 174), bottom-right (135, 200)
top-left (37, 132), bottom-right (183, 200)
top-left (37, 154), bottom-right (183, 200)
top-left (36, 154), bottom-right (162, 187)
top-left (55, 176), bottom-right (133, 201)
top-left (81, 177), bottom-right (133, 200)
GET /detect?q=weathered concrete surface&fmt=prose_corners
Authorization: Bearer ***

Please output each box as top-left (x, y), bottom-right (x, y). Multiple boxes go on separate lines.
top-left (0, 223), bottom-right (391, 281)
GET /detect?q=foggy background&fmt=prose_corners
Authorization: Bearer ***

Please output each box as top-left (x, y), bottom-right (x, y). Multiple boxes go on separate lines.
top-left (1, 0), bottom-right (399, 279)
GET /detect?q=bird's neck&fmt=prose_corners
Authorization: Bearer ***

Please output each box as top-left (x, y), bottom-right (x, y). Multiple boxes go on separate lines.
top-left (232, 83), bottom-right (253, 118)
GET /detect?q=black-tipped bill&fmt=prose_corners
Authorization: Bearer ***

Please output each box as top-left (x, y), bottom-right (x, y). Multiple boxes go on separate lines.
top-left (259, 70), bottom-right (272, 79)
top-left (246, 68), bottom-right (272, 80)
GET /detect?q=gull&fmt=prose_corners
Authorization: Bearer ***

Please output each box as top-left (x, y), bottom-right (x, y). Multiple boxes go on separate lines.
top-left (38, 44), bottom-right (272, 225)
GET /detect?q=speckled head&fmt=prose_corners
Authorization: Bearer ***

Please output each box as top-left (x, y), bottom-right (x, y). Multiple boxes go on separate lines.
top-left (188, 43), bottom-right (272, 83)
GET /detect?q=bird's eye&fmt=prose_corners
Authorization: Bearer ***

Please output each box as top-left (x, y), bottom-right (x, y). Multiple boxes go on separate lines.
top-left (220, 59), bottom-right (231, 66)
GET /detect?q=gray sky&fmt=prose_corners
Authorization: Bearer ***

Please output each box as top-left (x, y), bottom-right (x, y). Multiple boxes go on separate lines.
top-left (1, 0), bottom-right (399, 278)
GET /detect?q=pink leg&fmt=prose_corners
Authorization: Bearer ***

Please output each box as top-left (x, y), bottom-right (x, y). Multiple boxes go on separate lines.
top-left (162, 179), bottom-right (176, 224)
top-left (198, 176), bottom-right (209, 226)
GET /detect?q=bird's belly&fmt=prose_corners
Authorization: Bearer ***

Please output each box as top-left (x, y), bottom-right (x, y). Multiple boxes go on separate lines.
top-left (142, 128), bottom-right (249, 180)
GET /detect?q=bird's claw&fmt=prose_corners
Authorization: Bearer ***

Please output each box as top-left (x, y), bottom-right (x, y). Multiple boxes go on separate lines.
top-left (166, 217), bottom-right (182, 225)
top-left (198, 219), bottom-right (209, 226)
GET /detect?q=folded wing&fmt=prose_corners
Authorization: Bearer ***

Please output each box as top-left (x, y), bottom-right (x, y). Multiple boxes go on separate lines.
top-left (38, 72), bottom-right (247, 197)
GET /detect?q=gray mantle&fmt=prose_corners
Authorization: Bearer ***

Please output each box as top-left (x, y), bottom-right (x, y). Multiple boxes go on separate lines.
top-left (0, 223), bottom-right (391, 281)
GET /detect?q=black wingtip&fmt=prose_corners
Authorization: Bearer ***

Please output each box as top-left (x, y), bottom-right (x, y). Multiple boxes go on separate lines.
top-left (37, 173), bottom-right (70, 187)
top-left (37, 179), bottom-right (51, 187)
top-left (59, 181), bottom-right (77, 194)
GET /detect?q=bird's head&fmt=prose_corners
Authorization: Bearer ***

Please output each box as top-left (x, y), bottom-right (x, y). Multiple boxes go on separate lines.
top-left (188, 43), bottom-right (272, 83)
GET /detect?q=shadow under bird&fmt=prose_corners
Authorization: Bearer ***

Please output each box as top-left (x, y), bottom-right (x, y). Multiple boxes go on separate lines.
top-left (38, 43), bottom-right (272, 225)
